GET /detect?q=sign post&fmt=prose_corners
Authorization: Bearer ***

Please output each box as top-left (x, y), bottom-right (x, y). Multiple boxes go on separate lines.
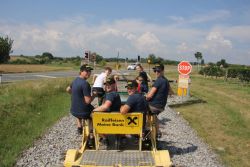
top-left (147, 59), bottom-right (151, 75)
top-left (177, 61), bottom-right (192, 96)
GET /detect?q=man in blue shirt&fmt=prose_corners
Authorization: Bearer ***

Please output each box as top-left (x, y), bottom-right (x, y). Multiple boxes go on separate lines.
top-left (66, 64), bottom-right (95, 138)
top-left (120, 80), bottom-right (148, 146)
top-left (94, 76), bottom-right (121, 112)
top-left (93, 76), bottom-right (121, 146)
top-left (120, 80), bottom-right (148, 114)
top-left (146, 64), bottom-right (172, 137)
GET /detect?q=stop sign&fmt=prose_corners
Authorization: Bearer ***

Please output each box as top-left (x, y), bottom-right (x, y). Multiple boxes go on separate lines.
top-left (178, 61), bottom-right (192, 75)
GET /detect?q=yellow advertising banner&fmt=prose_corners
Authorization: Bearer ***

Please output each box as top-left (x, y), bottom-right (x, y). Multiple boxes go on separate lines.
top-left (93, 112), bottom-right (143, 134)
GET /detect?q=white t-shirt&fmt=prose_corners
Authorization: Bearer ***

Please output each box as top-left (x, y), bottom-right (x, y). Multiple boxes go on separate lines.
top-left (93, 72), bottom-right (107, 88)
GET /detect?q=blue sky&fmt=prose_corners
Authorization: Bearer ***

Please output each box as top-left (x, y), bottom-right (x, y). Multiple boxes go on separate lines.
top-left (1, 0), bottom-right (250, 65)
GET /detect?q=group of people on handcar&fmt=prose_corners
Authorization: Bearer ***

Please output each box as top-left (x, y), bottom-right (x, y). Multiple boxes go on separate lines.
top-left (66, 63), bottom-right (173, 148)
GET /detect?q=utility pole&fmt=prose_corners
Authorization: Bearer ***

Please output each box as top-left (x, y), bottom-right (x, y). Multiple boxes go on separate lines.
top-left (116, 51), bottom-right (120, 71)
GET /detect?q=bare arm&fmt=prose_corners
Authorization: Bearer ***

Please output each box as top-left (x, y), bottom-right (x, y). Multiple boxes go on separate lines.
top-left (146, 87), bottom-right (157, 100)
top-left (120, 104), bottom-right (131, 114)
top-left (66, 86), bottom-right (72, 94)
top-left (92, 74), bottom-right (98, 84)
top-left (93, 100), bottom-right (112, 112)
top-left (84, 95), bottom-right (96, 104)
top-left (146, 73), bottom-right (153, 86)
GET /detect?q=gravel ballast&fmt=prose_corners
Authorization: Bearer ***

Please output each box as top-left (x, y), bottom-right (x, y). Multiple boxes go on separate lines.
top-left (15, 96), bottom-right (223, 167)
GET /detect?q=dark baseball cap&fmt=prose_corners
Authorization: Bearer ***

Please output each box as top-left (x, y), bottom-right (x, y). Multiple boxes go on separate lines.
top-left (152, 64), bottom-right (164, 71)
top-left (80, 64), bottom-right (93, 72)
top-left (125, 80), bottom-right (138, 88)
top-left (104, 76), bottom-right (116, 85)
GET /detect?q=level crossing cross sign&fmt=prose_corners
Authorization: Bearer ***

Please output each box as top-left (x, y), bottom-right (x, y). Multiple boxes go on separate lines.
top-left (178, 61), bottom-right (192, 75)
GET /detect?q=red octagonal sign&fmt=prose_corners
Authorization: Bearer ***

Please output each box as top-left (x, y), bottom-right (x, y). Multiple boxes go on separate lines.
top-left (178, 61), bottom-right (192, 75)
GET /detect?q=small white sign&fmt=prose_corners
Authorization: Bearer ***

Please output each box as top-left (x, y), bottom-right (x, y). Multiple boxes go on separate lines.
top-left (178, 74), bottom-right (189, 88)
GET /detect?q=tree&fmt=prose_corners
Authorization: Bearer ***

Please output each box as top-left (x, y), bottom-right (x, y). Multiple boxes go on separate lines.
top-left (148, 54), bottom-right (157, 64)
top-left (216, 59), bottom-right (229, 68)
top-left (0, 36), bottom-right (13, 63)
top-left (194, 52), bottom-right (203, 70)
top-left (201, 59), bottom-right (205, 65)
top-left (42, 52), bottom-right (54, 59)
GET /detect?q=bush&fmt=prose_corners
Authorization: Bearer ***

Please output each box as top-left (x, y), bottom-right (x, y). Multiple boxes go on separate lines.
top-left (199, 65), bottom-right (225, 78)
top-left (99, 60), bottom-right (106, 67)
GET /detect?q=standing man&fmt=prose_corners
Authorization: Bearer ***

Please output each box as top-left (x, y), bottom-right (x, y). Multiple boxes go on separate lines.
top-left (146, 64), bottom-right (172, 137)
top-left (136, 64), bottom-right (152, 93)
top-left (66, 64), bottom-right (95, 140)
top-left (92, 67), bottom-right (112, 105)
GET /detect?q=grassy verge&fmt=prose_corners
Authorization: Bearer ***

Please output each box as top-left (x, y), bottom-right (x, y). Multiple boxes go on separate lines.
top-left (173, 75), bottom-right (250, 167)
top-left (0, 78), bottom-right (72, 167)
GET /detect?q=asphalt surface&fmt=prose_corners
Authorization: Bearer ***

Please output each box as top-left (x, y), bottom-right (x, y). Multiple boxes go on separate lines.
top-left (0, 69), bottom-right (133, 83)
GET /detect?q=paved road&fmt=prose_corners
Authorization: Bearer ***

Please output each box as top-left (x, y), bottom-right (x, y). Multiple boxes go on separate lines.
top-left (0, 70), bottom-right (134, 83)
top-left (1, 71), bottom-right (78, 83)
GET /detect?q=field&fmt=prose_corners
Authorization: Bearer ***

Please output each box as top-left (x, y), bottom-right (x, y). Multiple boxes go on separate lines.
top-left (172, 73), bottom-right (250, 167)
top-left (0, 78), bottom-right (72, 167)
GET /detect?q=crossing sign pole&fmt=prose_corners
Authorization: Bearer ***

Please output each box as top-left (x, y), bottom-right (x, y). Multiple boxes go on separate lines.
top-left (177, 61), bottom-right (192, 96)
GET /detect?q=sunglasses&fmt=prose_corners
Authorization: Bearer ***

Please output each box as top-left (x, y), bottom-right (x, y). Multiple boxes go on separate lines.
top-left (138, 80), bottom-right (143, 81)
top-left (153, 69), bottom-right (161, 73)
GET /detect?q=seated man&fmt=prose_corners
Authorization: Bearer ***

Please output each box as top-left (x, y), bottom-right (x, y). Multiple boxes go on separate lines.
top-left (146, 64), bottom-right (171, 138)
top-left (120, 80), bottom-right (148, 145)
top-left (93, 76), bottom-right (122, 145)
top-left (94, 75), bottom-right (121, 112)
top-left (66, 64), bottom-right (95, 147)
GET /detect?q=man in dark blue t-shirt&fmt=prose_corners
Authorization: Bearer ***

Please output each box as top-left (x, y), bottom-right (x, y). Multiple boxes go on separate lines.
top-left (94, 76), bottom-right (121, 112)
top-left (120, 80), bottom-right (148, 146)
top-left (146, 63), bottom-right (171, 137)
top-left (120, 80), bottom-right (148, 114)
top-left (66, 64), bottom-right (95, 137)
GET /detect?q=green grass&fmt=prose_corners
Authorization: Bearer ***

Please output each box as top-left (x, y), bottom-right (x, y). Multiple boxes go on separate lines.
top-left (0, 79), bottom-right (72, 167)
top-left (173, 74), bottom-right (250, 167)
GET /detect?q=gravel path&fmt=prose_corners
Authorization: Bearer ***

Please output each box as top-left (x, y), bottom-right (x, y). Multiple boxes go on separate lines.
top-left (15, 96), bottom-right (224, 167)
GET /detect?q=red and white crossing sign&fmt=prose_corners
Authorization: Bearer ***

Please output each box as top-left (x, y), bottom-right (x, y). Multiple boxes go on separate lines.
top-left (178, 61), bottom-right (192, 75)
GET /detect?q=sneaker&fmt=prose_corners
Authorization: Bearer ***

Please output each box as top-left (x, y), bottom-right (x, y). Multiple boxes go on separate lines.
top-left (77, 127), bottom-right (83, 135)
top-left (100, 138), bottom-right (109, 146)
top-left (87, 137), bottom-right (95, 148)
top-left (134, 135), bottom-right (139, 144)
top-left (157, 131), bottom-right (162, 138)
top-left (120, 137), bottom-right (127, 147)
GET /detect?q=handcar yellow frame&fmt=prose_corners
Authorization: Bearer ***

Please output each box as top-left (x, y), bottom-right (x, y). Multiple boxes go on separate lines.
top-left (64, 112), bottom-right (172, 167)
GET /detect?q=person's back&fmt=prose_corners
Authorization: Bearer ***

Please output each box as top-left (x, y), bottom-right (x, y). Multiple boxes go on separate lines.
top-left (71, 77), bottom-right (93, 118)
top-left (92, 67), bottom-right (112, 105)
top-left (103, 91), bottom-right (121, 112)
top-left (148, 76), bottom-right (169, 109)
top-left (126, 93), bottom-right (147, 113)
top-left (92, 72), bottom-right (106, 88)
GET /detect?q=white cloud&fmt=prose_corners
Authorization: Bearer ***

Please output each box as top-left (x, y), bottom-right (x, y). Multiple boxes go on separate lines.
top-left (203, 31), bottom-right (232, 53)
top-left (168, 10), bottom-right (230, 25)
top-left (177, 42), bottom-right (194, 53)
top-left (134, 32), bottom-right (165, 53)
top-left (1, 13), bottom-right (250, 65)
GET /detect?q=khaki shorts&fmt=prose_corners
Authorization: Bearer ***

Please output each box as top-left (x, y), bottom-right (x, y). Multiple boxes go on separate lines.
top-left (148, 105), bottom-right (164, 115)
